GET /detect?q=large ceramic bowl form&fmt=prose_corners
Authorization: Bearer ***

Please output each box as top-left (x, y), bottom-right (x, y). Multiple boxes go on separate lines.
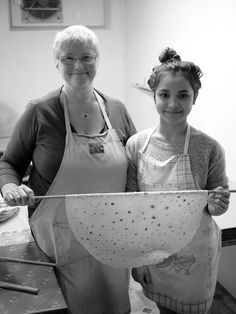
top-left (66, 190), bottom-right (208, 268)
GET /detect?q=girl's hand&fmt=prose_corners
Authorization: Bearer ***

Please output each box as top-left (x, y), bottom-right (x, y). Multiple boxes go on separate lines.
top-left (207, 186), bottom-right (230, 216)
top-left (2, 183), bottom-right (35, 207)
top-left (132, 266), bottom-right (151, 289)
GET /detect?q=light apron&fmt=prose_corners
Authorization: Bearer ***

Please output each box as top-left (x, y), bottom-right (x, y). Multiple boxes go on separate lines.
top-left (136, 125), bottom-right (221, 314)
top-left (30, 91), bottom-right (131, 314)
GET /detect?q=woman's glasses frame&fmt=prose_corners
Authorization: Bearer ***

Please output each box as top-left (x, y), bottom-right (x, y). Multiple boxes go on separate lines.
top-left (59, 55), bottom-right (97, 66)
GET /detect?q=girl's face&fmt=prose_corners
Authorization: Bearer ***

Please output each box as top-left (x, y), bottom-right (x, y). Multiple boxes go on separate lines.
top-left (56, 41), bottom-right (98, 91)
top-left (155, 72), bottom-right (195, 126)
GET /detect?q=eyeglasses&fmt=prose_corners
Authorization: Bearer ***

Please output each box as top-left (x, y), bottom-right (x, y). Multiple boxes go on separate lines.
top-left (59, 55), bottom-right (97, 66)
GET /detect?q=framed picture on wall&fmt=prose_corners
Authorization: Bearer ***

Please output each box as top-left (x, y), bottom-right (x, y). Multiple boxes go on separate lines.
top-left (9, 0), bottom-right (110, 30)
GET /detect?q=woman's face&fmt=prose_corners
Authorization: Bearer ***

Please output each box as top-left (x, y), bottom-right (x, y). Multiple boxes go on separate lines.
top-left (56, 41), bottom-right (98, 90)
top-left (154, 72), bottom-right (195, 126)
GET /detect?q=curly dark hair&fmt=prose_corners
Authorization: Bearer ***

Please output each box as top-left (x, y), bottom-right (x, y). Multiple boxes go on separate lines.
top-left (148, 47), bottom-right (203, 99)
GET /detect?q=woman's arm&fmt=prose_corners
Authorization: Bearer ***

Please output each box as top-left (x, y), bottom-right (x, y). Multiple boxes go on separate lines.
top-left (0, 104), bottom-right (36, 205)
top-left (206, 142), bottom-right (230, 216)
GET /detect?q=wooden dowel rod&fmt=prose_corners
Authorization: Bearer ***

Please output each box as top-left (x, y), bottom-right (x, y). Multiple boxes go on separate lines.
top-left (34, 194), bottom-right (66, 199)
top-left (208, 189), bottom-right (236, 193)
top-left (0, 281), bottom-right (39, 295)
top-left (0, 256), bottom-right (56, 267)
top-left (34, 189), bottom-right (236, 200)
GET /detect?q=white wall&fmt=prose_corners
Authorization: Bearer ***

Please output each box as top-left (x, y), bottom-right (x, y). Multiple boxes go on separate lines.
top-left (124, 0), bottom-right (236, 186)
top-left (0, 0), bottom-right (125, 134)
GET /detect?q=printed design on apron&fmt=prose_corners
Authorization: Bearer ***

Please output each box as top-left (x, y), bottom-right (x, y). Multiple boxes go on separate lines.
top-left (137, 124), bottom-right (221, 314)
top-left (30, 90), bottom-right (130, 314)
top-left (155, 253), bottom-right (196, 275)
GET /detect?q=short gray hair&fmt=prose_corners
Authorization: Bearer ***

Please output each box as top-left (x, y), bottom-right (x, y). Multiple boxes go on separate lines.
top-left (53, 25), bottom-right (99, 60)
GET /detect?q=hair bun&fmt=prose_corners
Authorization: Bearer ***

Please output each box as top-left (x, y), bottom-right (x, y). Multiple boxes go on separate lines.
top-left (159, 47), bottom-right (181, 64)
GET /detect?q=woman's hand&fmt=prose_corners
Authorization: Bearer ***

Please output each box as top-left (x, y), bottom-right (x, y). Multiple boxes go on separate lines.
top-left (132, 266), bottom-right (151, 289)
top-left (207, 186), bottom-right (230, 216)
top-left (2, 183), bottom-right (35, 207)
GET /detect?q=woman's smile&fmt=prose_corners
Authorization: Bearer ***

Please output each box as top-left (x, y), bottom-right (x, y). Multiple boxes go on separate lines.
top-left (164, 110), bottom-right (182, 113)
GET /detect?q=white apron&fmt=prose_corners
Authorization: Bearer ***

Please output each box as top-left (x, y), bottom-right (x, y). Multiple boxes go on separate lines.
top-left (136, 125), bottom-right (221, 314)
top-left (30, 91), bottom-right (131, 314)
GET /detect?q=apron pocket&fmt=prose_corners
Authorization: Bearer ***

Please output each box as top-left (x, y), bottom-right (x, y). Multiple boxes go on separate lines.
top-left (52, 222), bottom-right (89, 265)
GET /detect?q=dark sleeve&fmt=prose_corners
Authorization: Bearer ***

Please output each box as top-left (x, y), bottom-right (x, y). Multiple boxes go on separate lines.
top-left (0, 103), bottom-right (36, 189)
top-left (120, 105), bottom-right (137, 145)
top-left (103, 96), bottom-right (137, 145)
top-left (207, 143), bottom-right (229, 190)
top-left (125, 137), bottom-right (140, 192)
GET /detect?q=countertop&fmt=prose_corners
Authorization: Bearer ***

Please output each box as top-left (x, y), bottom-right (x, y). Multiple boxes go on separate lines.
top-left (0, 204), bottom-right (68, 314)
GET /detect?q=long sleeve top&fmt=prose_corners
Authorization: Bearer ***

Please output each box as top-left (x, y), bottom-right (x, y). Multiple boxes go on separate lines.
top-left (126, 126), bottom-right (228, 192)
top-left (0, 88), bottom-right (137, 214)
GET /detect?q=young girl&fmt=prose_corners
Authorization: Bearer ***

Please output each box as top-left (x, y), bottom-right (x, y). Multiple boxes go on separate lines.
top-left (126, 47), bottom-right (230, 314)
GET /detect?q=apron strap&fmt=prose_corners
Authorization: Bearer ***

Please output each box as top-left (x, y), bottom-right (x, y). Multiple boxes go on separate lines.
top-left (60, 91), bottom-right (72, 134)
top-left (183, 124), bottom-right (191, 154)
top-left (94, 90), bottom-right (113, 130)
top-left (141, 124), bottom-right (191, 154)
top-left (141, 127), bottom-right (157, 154)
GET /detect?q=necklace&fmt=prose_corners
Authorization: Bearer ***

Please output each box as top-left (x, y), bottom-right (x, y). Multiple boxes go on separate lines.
top-left (60, 88), bottom-right (96, 120)
top-left (81, 113), bottom-right (90, 118)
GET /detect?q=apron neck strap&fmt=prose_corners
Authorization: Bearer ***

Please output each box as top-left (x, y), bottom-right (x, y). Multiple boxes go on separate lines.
top-left (141, 127), bottom-right (156, 153)
top-left (183, 124), bottom-right (190, 154)
top-left (141, 124), bottom-right (191, 154)
top-left (94, 90), bottom-right (112, 129)
top-left (60, 91), bottom-right (71, 134)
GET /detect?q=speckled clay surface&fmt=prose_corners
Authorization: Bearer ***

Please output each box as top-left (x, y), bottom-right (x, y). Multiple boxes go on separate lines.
top-left (66, 190), bottom-right (208, 268)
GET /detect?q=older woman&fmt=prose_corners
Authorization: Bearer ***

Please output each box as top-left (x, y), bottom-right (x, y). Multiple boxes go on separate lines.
top-left (0, 25), bottom-right (136, 314)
